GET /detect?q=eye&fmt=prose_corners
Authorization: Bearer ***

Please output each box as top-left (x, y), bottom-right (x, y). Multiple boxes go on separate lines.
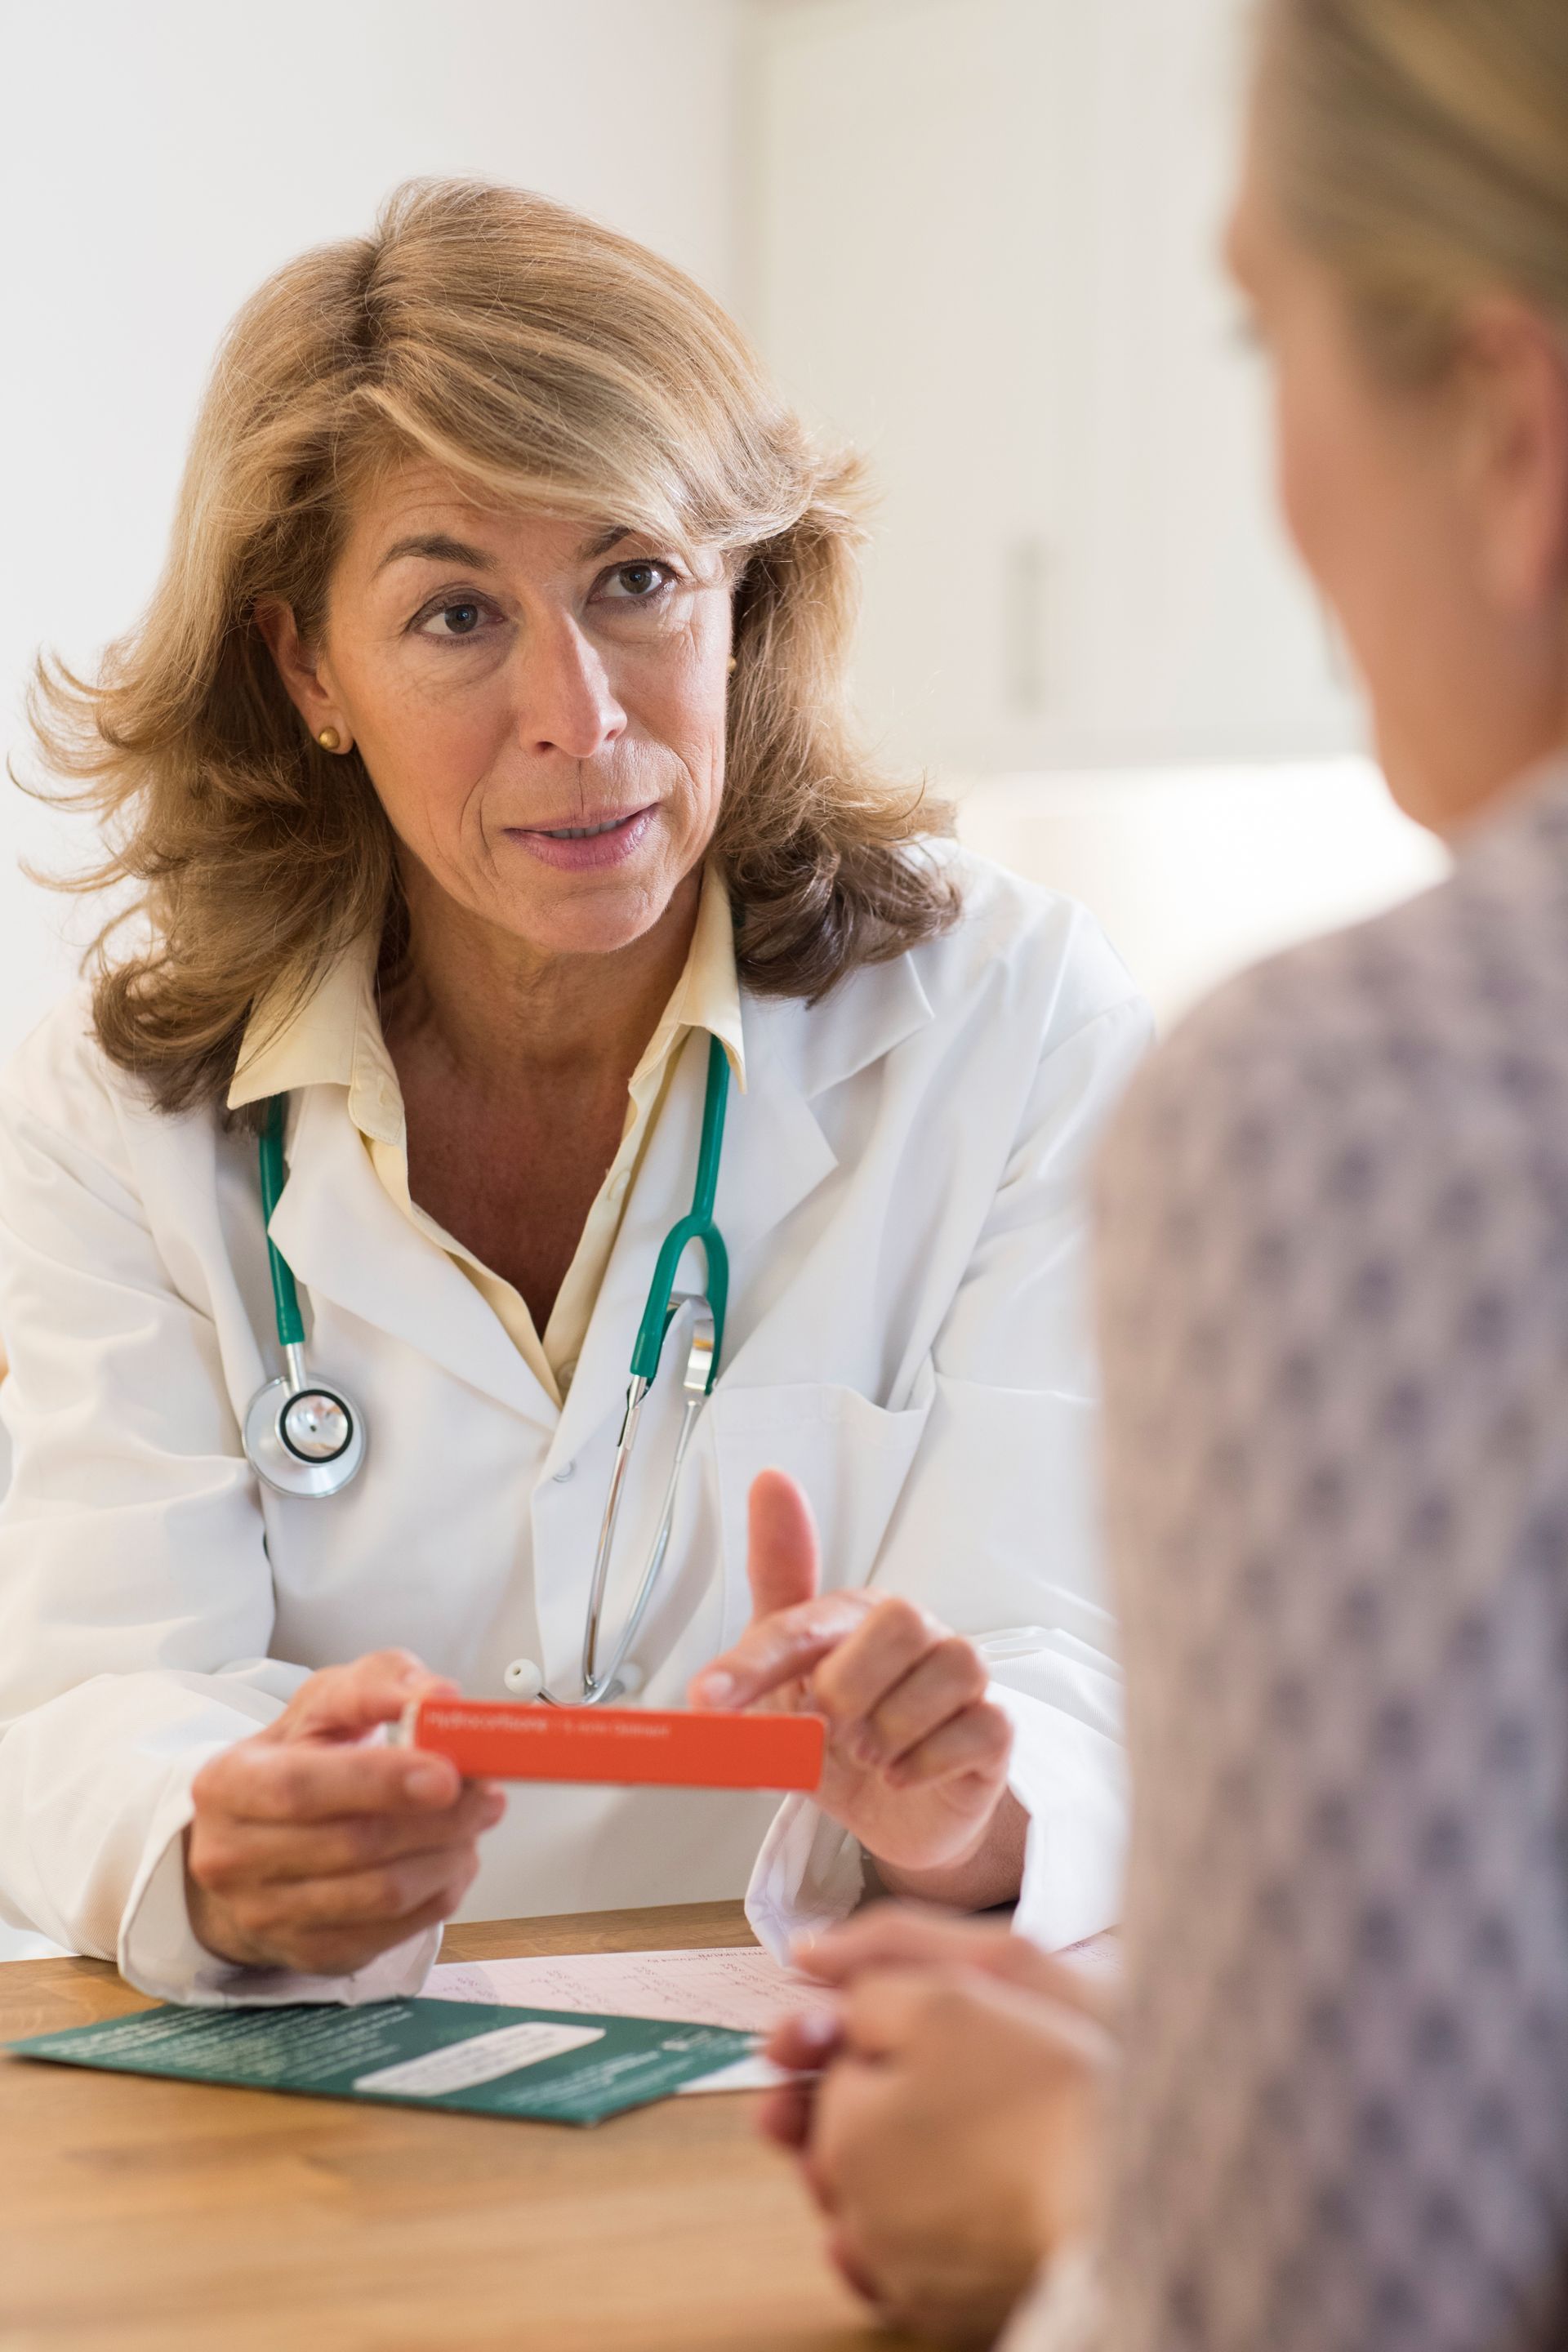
top-left (599, 559), bottom-right (677, 603)
top-left (414, 597), bottom-right (493, 639)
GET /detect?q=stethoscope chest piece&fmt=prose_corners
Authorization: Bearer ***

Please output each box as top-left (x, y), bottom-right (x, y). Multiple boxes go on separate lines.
top-left (244, 1370), bottom-right (366, 1499)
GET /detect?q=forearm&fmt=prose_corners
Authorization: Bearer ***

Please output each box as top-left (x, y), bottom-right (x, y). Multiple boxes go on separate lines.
top-left (871, 1786), bottom-right (1029, 1910)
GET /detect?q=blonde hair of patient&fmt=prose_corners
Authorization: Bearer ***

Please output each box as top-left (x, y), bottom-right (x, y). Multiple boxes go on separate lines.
top-left (25, 180), bottom-right (955, 1117)
top-left (1264, 0), bottom-right (1568, 378)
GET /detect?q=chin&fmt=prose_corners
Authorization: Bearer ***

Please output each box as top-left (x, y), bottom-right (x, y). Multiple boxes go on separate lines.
top-left (493, 874), bottom-right (676, 960)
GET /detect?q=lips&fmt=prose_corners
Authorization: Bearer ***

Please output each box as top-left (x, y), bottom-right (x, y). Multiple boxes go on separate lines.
top-left (503, 804), bottom-right (659, 872)
top-left (510, 804), bottom-right (653, 838)
top-left (536, 816), bottom-right (631, 841)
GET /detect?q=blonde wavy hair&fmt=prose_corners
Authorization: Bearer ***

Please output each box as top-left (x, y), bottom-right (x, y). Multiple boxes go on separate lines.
top-left (29, 179), bottom-right (956, 1115)
top-left (1262, 0), bottom-right (1568, 379)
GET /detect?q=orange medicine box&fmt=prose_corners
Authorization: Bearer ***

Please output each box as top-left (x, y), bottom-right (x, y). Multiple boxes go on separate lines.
top-left (394, 1697), bottom-right (826, 1792)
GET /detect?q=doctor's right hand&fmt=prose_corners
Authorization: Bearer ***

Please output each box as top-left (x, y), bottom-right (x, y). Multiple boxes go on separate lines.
top-left (184, 1650), bottom-right (504, 1976)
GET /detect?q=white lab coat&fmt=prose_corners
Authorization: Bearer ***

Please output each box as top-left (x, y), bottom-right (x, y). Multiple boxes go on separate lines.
top-left (0, 853), bottom-right (1151, 2005)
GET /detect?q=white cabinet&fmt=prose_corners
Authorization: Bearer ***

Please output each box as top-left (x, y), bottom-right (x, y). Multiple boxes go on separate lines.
top-left (744, 0), bottom-right (1365, 774)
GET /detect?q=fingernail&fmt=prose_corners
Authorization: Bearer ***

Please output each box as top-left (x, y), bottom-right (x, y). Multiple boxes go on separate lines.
top-left (407, 1765), bottom-right (447, 1802)
top-left (696, 1672), bottom-right (734, 1707)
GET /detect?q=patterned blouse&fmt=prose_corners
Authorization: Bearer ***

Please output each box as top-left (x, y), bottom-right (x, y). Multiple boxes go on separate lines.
top-left (1014, 760), bottom-right (1568, 2351)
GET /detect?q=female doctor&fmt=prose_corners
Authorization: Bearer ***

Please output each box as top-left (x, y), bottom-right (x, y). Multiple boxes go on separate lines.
top-left (0, 180), bottom-right (1148, 2007)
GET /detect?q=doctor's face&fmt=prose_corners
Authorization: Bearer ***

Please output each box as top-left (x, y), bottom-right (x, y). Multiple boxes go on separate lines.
top-left (267, 463), bottom-right (734, 960)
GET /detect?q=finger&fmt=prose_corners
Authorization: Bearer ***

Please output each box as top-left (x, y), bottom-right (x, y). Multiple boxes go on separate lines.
top-left (823, 2226), bottom-right (885, 2313)
top-left (809, 1601), bottom-right (956, 1744)
top-left (756, 2076), bottom-right (817, 2151)
top-left (837, 1962), bottom-right (1112, 2069)
top-left (746, 1469), bottom-right (821, 1620)
top-left (832, 1966), bottom-right (958, 2061)
top-left (265, 1885), bottom-right (470, 1980)
top-left (688, 1591), bottom-right (874, 1710)
top-left (802, 1909), bottom-right (1120, 2032)
top-left (882, 1699), bottom-right (1012, 1792)
top-left (798, 1907), bottom-right (1079, 2002)
top-left (197, 1735), bottom-right (462, 1825)
top-left (762, 2006), bottom-right (843, 2074)
top-left (234, 1842), bottom-right (479, 1937)
top-left (861, 1635), bottom-right (988, 1766)
top-left (801, 2051), bottom-right (886, 2210)
top-left (190, 1782), bottom-right (506, 1890)
top-left (274, 1650), bottom-right (460, 1744)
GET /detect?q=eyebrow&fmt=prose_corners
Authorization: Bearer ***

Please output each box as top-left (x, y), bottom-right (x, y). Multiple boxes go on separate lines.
top-left (373, 532), bottom-right (494, 576)
top-left (372, 524), bottom-right (642, 577)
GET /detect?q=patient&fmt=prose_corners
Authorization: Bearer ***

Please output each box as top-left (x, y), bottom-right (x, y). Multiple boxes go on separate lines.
top-left (766, 0), bottom-right (1568, 2342)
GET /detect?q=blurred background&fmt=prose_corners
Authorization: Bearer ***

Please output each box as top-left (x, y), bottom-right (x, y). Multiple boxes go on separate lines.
top-left (0, 0), bottom-right (1446, 1064)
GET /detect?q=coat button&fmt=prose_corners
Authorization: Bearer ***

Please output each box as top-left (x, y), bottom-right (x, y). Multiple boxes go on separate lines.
top-left (552, 1460), bottom-right (575, 1483)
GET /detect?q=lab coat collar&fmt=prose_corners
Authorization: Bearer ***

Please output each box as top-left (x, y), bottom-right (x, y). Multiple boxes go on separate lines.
top-left (738, 934), bottom-right (935, 1102)
top-left (266, 1082), bottom-right (560, 1429)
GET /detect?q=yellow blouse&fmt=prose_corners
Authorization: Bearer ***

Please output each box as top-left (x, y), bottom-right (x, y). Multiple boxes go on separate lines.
top-left (229, 866), bottom-right (746, 1408)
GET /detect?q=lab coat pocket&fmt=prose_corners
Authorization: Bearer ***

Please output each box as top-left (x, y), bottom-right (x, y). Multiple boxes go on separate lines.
top-left (707, 1368), bottom-right (934, 1646)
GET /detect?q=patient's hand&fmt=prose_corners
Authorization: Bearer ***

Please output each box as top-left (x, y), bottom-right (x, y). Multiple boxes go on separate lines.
top-left (763, 1908), bottom-right (1116, 2345)
top-left (688, 1472), bottom-right (1022, 1905)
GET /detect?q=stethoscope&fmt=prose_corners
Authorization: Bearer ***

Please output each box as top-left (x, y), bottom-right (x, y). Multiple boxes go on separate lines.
top-left (242, 1036), bottom-right (732, 1707)
top-left (243, 1094), bottom-right (368, 1499)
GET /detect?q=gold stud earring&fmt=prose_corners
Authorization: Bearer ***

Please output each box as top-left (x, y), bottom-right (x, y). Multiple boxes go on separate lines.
top-left (317, 727), bottom-right (341, 752)
top-left (727, 657), bottom-right (738, 675)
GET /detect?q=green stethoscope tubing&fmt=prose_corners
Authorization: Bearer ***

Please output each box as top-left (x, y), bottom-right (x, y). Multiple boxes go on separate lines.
top-left (252, 1035), bottom-right (734, 1701)
top-left (630, 1031), bottom-right (730, 1388)
top-left (259, 1094), bottom-right (305, 1351)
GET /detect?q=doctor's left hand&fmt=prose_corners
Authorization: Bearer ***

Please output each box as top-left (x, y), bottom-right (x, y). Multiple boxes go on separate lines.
top-left (688, 1472), bottom-right (1023, 1907)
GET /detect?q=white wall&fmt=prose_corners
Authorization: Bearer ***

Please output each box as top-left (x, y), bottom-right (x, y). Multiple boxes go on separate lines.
top-left (0, 0), bottom-right (747, 1063)
top-left (746, 0), bottom-right (1363, 776)
top-left (955, 760), bottom-right (1448, 1031)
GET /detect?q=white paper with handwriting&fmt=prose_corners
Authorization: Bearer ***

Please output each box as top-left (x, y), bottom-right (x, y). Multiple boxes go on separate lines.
top-left (423, 1932), bottom-right (1119, 2095)
top-left (424, 1945), bottom-right (811, 2093)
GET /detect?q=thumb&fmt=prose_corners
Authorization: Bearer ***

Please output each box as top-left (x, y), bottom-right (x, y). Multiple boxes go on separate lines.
top-left (746, 1468), bottom-right (820, 1621)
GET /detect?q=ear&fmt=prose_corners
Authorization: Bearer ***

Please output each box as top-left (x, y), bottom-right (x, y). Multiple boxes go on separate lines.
top-left (253, 597), bottom-right (349, 747)
top-left (1458, 298), bottom-right (1568, 617)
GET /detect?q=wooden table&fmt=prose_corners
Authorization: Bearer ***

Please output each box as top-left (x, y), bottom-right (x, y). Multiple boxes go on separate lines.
top-left (0, 1902), bottom-right (903, 2352)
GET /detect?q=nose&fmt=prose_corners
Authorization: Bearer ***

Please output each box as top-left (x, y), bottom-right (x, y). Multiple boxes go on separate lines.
top-left (516, 614), bottom-right (626, 762)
